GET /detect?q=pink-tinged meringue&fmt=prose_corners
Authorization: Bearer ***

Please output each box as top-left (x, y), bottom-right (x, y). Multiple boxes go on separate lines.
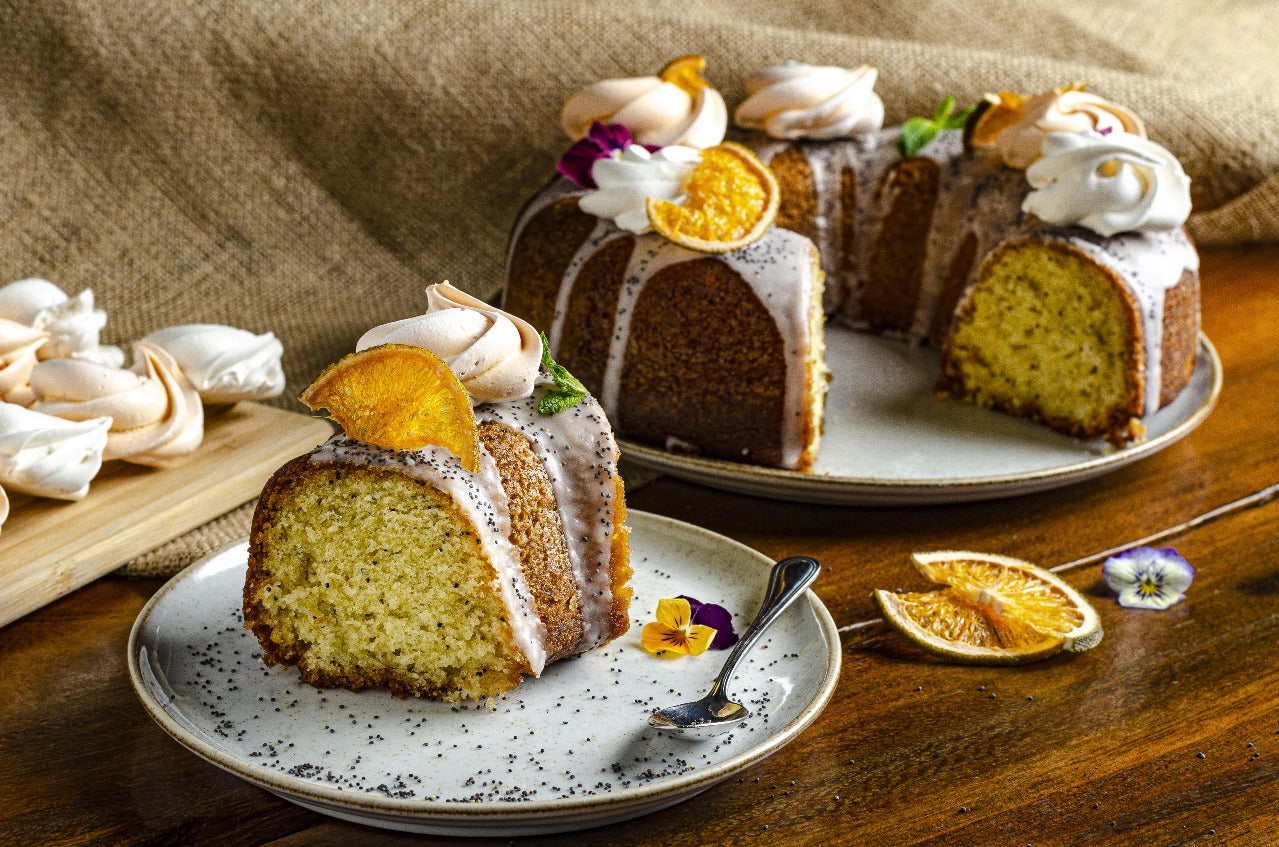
top-left (0, 319), bottom-right (48, 406)
top-left (140, 324), bottom-right (285, 404)
top-left (0, 483), bottom-right (7, 533)
top-left (0, 401), bottom-right (110, 500)
top-left (0, 278), bottom-right (124, 367)
top-left (357, 282), bottom-right (542, 405)
top-left (30, 342), bottom-right (203, 467)
top-left (561, 65), bottom-right (727, 150)
top-left (977, 87), bottom-right (1146, 170)
top-left (736, 62), bottom-right (885, 140)
top-left (1022, 130), bottom-right (1192, 236)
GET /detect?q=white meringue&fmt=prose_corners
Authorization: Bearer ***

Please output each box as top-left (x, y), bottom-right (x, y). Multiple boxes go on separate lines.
top-left (0, 278), bottom-right (124, 367)
top-left (0, 318), bottom-right (48, 406)
top-left (577, 144), bottom-right (702, 233)
top-left (357, 282), bottom-right (542, 405)
top-left (561, 73), bottom-right (727, 149)
top-left (981, 88), bottom-right (1146, 170)
top-left (736, 62), bottom-right (885, 140)
top-left (140, 324), bottom-right (285, 404)
top-left (31, 342), bottom-right (204, 467)
top-left (0, 483), bottom-right (7, 532)
top-left (0, 401), bottom-right (110, 500)
top-left (1022, 130), bottom-right (1192, 236)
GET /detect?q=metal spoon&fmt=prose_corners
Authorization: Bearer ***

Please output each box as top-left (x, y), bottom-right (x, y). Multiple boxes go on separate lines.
top-left (648, 555), bottom-right (822, 737)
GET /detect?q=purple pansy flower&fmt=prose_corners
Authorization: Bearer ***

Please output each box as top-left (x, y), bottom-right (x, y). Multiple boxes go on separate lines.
top-left (557, 122), bottom-right (663, 189)
top-left (1102, 546), bottom-right (1194, 610)
top-left (677, 594), bottom-right (739, 650)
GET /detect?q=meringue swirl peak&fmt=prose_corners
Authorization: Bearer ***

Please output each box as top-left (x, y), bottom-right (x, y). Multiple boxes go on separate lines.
top-left (736, 61), bottom-right (885, 140)
top-left (30, 342), bottom-right (204, 467)
top-left (356, 282), bottom-right (542, 405)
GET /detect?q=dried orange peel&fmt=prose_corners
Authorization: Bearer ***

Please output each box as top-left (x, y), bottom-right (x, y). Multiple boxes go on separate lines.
top-left (963, 91), bottom-right (1026, 152)
top-left (872, 550), bottom-right (1102, 665)
top-left (646, 141), bottom-right (780, 253)
top-left (659, 54), bottom-right (713, 96)
top-left (299, 344), bottom-right (481, 472)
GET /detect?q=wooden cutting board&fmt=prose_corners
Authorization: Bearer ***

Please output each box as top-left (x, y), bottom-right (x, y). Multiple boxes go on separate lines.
top-left (0, 402), bottom-right (333, 628)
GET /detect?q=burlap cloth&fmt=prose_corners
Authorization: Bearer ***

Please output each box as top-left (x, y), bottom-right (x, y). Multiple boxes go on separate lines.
top-left (0, 1), bottom-right (1272, 576)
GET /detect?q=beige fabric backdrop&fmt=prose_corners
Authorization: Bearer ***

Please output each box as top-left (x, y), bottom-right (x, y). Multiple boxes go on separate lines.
top-left (0, 0), bottom-right (1273, 573)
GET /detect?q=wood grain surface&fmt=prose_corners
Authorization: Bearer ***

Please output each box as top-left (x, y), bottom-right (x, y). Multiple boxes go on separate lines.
top-left (0, 247), bottom-right (1276, 846)
top-left (0, 403), bottom-right (333, 629)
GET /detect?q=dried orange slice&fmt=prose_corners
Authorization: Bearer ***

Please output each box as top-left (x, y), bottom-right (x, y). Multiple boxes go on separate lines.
top-left (646, 141), bottom-right (780, 253)
top-left (659, 54), bottom-right (712, 96)
top-left (872, 550), bottom-right (1102, 665)
top-left (962, 91), bottom-right (1026, 152)
top-left (299, 343), bottom-right (481, 472)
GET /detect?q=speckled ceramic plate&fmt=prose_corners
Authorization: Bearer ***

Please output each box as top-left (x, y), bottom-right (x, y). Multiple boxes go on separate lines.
top-left (619, 328), bottom-right (1221, 506)
top-left (128, 510), bottom-right (840, 837)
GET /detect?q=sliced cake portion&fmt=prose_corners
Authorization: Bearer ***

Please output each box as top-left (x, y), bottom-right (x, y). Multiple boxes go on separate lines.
top-left (244, 285), bottom-right (631, 703)
top-left (937, 236), bottom-right (1199, 444)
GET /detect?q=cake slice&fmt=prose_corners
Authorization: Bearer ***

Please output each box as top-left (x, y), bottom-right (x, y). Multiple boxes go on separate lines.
top-left (243, 285), bottom-right (631, 702)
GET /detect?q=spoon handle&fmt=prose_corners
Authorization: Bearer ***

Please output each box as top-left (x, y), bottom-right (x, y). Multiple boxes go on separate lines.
top-left (706, 556), bottom-right (822, 699)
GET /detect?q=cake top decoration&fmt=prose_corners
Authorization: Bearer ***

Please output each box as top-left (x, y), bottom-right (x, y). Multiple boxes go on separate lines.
top-left (966, 85), bottom-right (1146, 169)
top-left (575, 139), bottom-right (702, 234)
top-left (898, 96), bottom-right (974, 157)
top-left (735, 61), bottom-right (885, 140)
top-left (357, 282), bottom-right (543, 405)
top-left (560, 54), bottom-right (727, 150)
top-left (1022, 130), bottom-right (1192, 236)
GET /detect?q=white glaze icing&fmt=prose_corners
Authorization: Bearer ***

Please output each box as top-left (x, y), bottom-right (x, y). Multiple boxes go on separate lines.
top-left (0, 401), bottom-right (111, 500)
top-left (477, 392), bottom-right (621, 652)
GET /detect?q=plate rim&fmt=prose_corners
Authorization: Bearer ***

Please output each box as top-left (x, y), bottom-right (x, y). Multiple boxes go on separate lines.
top-left (618, 333), bottom-right (1222, 505)
top-left (127, 509), bottom-right (842, 829)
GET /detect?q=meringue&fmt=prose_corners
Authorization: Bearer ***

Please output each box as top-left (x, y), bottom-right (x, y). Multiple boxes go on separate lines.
top-left (0, 278), bottom-right (124, 367)
top-left (736, 62), bottom-right (885, 140)
top-left (0, 484), bottom-right (7, 533)
top-left (0, 401), bottom-right (111, 500)
top-left (561, 74), bottom-right (727, 149)
top-left (0, 319), bottom-right (48, 406)
top-left (1022, 131), bottom-right (1192, 236)
top-left (357, 282), bottom-right (542, 405)
top-left (140, 324), bottom-right (285, 404)
top-left (577, 144), bottom-right (702, 233)
top-left (31, 342), bottom-right (204, 467)
top-left (983, 87), bottom-right (1146, 169)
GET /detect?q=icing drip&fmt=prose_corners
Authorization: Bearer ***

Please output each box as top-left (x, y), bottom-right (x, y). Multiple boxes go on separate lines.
top-left (309, 436), bottom-right (550, 676)
top-left (478, 393), bottom-right (620, 651)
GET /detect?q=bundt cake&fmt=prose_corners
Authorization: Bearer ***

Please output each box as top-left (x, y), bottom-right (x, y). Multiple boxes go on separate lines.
top-left (504, 58), bottom-right (1200, 469)
top-left (244, 284), bottom-right (632, 702)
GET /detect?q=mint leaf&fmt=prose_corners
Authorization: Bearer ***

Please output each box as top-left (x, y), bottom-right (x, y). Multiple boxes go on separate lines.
top-left (898, 96), bottom-right (976, 157)
top-left (898, 117), bottom-right (937, 157)
top-left (537, 331), bottom-right (587, 414)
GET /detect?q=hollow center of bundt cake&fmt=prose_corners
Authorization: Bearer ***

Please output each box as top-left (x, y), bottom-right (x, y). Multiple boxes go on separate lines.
top-left (250, 467), bottom-right (529, 702)
top-left (941, 243), bottom-right (1141, 439)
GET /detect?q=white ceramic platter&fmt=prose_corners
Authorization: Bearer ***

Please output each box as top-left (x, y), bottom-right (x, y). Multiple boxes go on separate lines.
top-left (619, 327), bottom-right (1221, 506)
top-left (129, 510), bottom-right (840, 837)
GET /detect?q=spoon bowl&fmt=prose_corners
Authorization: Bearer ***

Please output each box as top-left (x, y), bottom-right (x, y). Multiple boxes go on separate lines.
top-left (647, 555), bottom-right (822, 737)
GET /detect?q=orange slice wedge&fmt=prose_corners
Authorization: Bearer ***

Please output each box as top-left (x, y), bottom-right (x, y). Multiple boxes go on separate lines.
top-left (299, 344), bottom-right (481, 472)
top-left (872, 550), bottom-right (1102, 665)
top-left (646, 141), bottom-right (780, 254)
top-left (659, 54), bottom-right (712, 97)
top-left (963, 91), bottom-right (1026, 152)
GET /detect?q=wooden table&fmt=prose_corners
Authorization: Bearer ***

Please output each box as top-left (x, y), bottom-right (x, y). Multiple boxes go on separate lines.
top-left (2, 247), bottom-right (1276, 846)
